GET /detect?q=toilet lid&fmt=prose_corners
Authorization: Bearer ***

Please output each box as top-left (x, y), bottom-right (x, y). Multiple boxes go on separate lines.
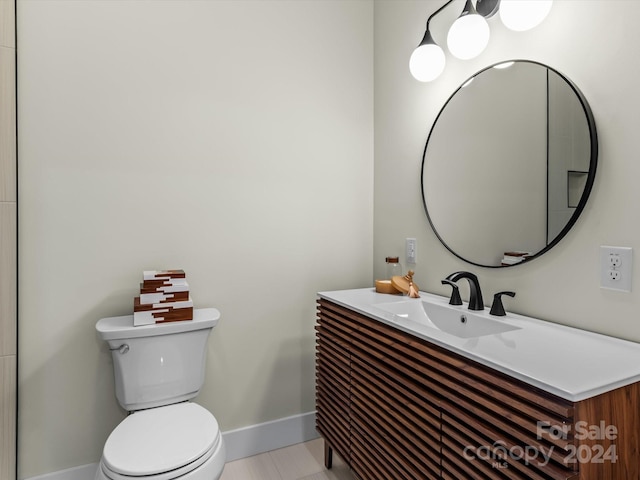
top-left (103, 402), bottom-right (219, 477)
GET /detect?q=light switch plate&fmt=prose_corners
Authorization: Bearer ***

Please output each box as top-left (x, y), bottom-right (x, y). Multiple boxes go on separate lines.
top-left (600, 246), bottom-right (632, 292)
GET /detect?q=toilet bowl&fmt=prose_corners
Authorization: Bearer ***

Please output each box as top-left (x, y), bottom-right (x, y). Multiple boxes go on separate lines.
top-left (95, 403), bottom-right (225, 480)
top-left (95, 309), bottom-right (225, 480)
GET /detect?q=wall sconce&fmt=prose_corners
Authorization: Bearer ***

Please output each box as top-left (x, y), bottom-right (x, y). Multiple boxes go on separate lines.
top-left (410, 0), bottom-right (552, 82)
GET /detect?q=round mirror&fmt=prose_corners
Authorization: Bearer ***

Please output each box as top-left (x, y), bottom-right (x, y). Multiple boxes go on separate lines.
top-left (421, 60), bottom-right (598, 267)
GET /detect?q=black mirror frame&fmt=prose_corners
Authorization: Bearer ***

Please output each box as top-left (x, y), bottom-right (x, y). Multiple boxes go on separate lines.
top-left (420, 60), bottom-right (598, 268)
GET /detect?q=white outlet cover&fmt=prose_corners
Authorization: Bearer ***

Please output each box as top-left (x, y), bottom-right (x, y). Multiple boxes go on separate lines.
top-left (600, 246), bottom-right (632, 292)
top-left (406, 237), bottom-right (417, 265)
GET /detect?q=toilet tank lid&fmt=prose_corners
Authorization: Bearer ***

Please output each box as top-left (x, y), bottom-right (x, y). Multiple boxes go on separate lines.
top-left (96, 307), bottom-right (220, 341)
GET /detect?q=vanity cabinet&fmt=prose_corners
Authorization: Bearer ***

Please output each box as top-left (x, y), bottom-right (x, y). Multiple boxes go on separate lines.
top-left (315, 299), bottom-right (640, 480)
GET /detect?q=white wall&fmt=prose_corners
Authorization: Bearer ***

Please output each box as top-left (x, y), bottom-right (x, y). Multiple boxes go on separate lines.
top-left (374, 0), bottom-right (640, 339)
top-left (17, 1), bottom-right (373, 477)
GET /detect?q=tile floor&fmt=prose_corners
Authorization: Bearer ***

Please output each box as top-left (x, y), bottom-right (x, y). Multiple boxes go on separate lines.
top-left (219, 438), bottom-right (355, 480)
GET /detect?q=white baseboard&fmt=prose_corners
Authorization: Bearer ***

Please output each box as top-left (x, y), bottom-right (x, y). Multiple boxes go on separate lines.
top-left (223, 410), bottom-right (319, 462)
top-left (22, 411), bottom-right (319, 480)
top-left (23, 463), bottom-right (98, 480)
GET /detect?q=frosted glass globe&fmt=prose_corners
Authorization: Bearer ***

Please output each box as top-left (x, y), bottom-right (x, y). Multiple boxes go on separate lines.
top-left (409, 43), bottom-right (446, 82)
top-left (500, 0), bottom-right (553, 32)
top-left (447, 13), bottom-right (490, 60)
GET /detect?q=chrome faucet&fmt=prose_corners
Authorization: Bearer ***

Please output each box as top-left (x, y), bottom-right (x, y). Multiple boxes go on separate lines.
top-left (444, 271), bottom-right (484, 311)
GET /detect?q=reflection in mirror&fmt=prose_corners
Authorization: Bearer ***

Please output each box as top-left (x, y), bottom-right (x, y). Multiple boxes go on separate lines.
top-left (421, 61), bottom-right (597, 267)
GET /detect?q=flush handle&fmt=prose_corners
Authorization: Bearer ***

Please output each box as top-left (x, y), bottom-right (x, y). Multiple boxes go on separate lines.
top-left (110, 344), bottom-right (130, 354)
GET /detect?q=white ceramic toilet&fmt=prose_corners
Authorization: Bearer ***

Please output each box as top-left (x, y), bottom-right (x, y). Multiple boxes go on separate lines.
top-left (95, 308), bottom-right (226, 480)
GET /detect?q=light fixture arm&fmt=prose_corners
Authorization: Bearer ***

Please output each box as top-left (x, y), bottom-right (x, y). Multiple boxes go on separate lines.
top-left (423, 0), bottom-right (498, 33)
top-left (423, 0), bottom-right (455, 33)
top-left (411, 0), bottom-right (551, 82)
top-left (411, 0), bottom-right (525, 82)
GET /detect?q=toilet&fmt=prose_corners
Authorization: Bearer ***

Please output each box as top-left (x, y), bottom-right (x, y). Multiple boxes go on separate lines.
top-left (95, 308), bottom-right (226, 480)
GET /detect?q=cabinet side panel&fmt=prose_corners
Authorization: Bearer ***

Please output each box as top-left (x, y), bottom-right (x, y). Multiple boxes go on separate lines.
top-left (575, 382), bottom-right (640, 480)
top-left (316, 300), bottom-right (352, 467)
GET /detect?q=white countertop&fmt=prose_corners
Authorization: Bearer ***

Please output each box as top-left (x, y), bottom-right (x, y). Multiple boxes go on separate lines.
top-left (318, 288), bottom-right (640, 402)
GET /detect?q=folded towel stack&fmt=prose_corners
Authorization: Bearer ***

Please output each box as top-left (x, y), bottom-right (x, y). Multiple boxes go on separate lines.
top-left (501, 251), bottom-right (530, 266)
top-left (133, 269), bottom-right (194, 326)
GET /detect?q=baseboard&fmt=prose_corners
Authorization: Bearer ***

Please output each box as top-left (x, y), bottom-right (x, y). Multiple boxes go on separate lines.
top-left (22, 411), bottom-right (319, 480)
top-left (223, 410), bottom-right (319, 462)
top-left (23, 463), bottom-right (98, 480)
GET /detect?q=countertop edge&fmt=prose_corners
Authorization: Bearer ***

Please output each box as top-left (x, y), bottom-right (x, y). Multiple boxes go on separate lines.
top-left (317, 289), bottom-right (640, 403)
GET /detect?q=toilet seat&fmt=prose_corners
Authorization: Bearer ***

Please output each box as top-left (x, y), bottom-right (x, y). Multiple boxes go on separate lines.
top-left (101, 402), bottom-right (220, 480)
top-left (100, 446), bottom-right (216, 480)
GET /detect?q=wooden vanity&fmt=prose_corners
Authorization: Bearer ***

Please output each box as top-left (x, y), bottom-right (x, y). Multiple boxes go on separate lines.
top-left (316, 296), bottom-right (640, 480)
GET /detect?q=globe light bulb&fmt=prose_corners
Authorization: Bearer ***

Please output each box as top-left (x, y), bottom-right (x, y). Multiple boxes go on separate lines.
top-left (500, 0), bottom-right (553, 32)
top-left (410, 43), bottom-right (446, 82)
top-left (447, 12), bottom-right (490, 60)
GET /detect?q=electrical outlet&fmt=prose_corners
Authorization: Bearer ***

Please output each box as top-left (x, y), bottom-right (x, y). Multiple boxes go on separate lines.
top-left (406, 238), bottom-right (417, 264)
top-left (600, 246), bottom-right (632, 292)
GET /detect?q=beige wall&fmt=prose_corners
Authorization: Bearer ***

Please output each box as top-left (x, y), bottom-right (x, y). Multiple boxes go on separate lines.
top-left (18, 0), bottom-right (640, 477)
top-left (17, 1), bottom-right (373, 477)
top-left (374, 0), bottom-right (640, 338)
top-left (0, 0), bottom-right (16, 479)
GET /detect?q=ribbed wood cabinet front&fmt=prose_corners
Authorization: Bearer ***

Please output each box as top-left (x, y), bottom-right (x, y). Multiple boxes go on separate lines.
top-left (316, 299), bottom-right (640, 480)
top-left (315, 300), bottom-right (352, 465)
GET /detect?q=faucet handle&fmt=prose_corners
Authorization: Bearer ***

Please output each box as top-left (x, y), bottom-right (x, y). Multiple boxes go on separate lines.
top-left (441, 279), bottom-right (463, 306)
top-left (490, 291), bottom-right (516, 316)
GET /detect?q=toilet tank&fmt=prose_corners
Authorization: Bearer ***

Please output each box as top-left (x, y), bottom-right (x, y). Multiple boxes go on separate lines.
top-left (96, 308), bottom-right (220, 411)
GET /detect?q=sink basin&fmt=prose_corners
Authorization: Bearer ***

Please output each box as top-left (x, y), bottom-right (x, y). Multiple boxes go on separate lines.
top-left (374, 300), bottom-right (521, 338)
